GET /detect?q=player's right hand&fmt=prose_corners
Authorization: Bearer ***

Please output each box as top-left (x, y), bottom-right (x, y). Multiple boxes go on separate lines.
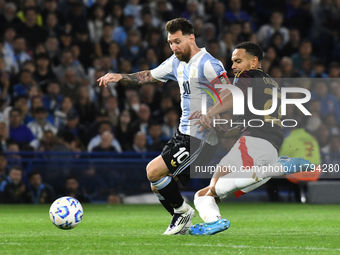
top-left (97, 73), bottom-right (123, 87)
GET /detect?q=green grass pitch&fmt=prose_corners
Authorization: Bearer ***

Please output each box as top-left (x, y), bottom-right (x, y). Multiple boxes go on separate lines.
top-left (0, 203), bottom-right (339, 255)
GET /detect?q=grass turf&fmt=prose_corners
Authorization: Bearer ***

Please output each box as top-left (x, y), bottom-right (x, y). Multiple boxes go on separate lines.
top-left (0, 203), bottom-right (339, 255)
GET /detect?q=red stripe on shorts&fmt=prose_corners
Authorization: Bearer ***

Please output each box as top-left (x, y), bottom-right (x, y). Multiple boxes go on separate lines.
top-left (234, 136), bottom-right (254, 199)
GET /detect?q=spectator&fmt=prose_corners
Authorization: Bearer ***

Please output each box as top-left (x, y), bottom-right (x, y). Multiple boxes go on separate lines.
top-left (106, 95), bottom-right (119, 128)
top-left (291, 40), bottom-right (317, 71)
top-left (146, 122), bottom-right (167, 152)
top-left (0, 121), bottom-right (14, 152)
top-left (87, 121), bottom-right (122, 152)
top-left (80, 166), bottom-right (108, 199)
top-left (32, 53), bottom-right (57, 93)
top-left (12, 70), bottom-right (36, 99)
top-left (53, 49), bottom-right (87, 82)
top-left (42, 80), bottom-right (63, 114)
top-left (74, 27), bottom-right (95, 70)
top-left (286, 0), bottom-right (313, 38)
top-left (181, 0), bottom-right (203, 22)
top-left (74, 87), bottom-right (96, 126)
top-left (152, 96), bottom-right (174, 124)
top-left (88, 5), bottom-right (106, 43)
top-left (225, 0), bottom-right (256, 31)
top-left (161, 108), bottom-right (179, 140)
top-left (310, 61), bottom-right (328, 78)
top-left (27, 106), bottom-right (57, 141)
top-left (139, 83), bottom-right (160, 112)
top-left (116, 109), bottom-right (133, 151)
top-left (328, 62), bottom-right (340, 79)
top-left (0, 165), bottom-right (25, 204)
top-left (112, 15), bottom-right (135, 46)
top-left (92, 131), bottom-right (118, 152)
top-left (0, 3), bottom-right (22, 35)
top-left (105, 4), bottom-right (124, 29)
top-left (41, 0), bottom-right (65, 26)
top-left (45, 35), bottom-right (60, 66)
top-left (0, 153), bottom-right (8, 184)
top-left (9, 108), bottom-right (38, 150)
top-left (122, 30), bottom-right (144, 72)
top-left (138, 10), bottom-right (157, 42)
top-left (65, 1), bottom-right (88, 33)
top-left (62, 175), bottom-right (90, 203)
top-left (206, 2), bottom-right (227, 40)
top-left (131, 104), bottom-right (151, 135)
top-left (11, 36), bottom-right (32, 74)
top-left (24, 170), bottom-right (55, 204)
top-left (44, 12), bottom-right (64, 38)
top-left (280, 57), bottom-right (299, 78)
top-left (2, 26), bottom-right (16, 71)
top-left (257, 11), bottom-right (289, 50)
top-left (58, 29), bottom-right (73, 50)
top-left (54, 96), bottom-right (74, 129)
top-left (96, 22), bottom-right (113, 57)
top-left (311, 80), bottom-right (340, 123)
top-left (132, 131), bottom-right (147, 153)
top-left (282, 28), bottom-right (301, 58)
top-left (87, 107), bottom-right (111, 140)
top-left (38, 130), bottom-right (56, 152)
top-left (60, 68), bottom-right (82, 102)
top-left (17, 7), bottom-right (48, 50)
top-left (59, 109), bottom-right (88, 147)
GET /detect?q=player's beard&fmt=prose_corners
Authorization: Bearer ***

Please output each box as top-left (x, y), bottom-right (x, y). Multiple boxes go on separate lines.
top-left (175, 46), bottom-right (191, 63)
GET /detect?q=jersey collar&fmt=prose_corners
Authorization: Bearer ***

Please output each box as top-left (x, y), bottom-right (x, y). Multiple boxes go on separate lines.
top-left (187, 48), bottom-right (207, 65)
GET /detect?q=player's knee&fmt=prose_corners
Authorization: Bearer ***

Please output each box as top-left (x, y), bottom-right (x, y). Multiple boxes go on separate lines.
top-left (146, 163), bottom-right (160, 182)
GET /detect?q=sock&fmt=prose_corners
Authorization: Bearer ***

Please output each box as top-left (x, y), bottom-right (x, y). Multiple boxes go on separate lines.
top-left (151, 176), bottom-right (184, 209)
top-left (194, 196), bottom-right (221, 223)
top-left (154, 192), bottom-right (174, 215)
top-left (174, 201), bottom-right (190, 214)
top-left (255, 163), bottom-right (285, 179)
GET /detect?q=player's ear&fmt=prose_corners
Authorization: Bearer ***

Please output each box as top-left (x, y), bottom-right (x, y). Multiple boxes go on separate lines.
top-left (190, 34), bottom-right (195, 44)
top-left (251, 56), bottom-right (258, 68)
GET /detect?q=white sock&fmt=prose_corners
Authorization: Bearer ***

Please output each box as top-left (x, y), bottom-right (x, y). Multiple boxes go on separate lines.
top-left (255, 163), bottom-right (285, 179)
top-left (194, 196), bottom-right (221, 223)
top-left (174, 201), bottom-right (190, 214)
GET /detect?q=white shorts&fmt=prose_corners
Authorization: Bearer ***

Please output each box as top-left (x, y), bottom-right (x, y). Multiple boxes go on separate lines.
top-left (215, 136), bottom-right (278, 198)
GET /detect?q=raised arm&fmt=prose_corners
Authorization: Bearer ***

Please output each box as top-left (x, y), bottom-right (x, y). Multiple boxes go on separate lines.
top-left (97, 70), bottom-right (158, 87)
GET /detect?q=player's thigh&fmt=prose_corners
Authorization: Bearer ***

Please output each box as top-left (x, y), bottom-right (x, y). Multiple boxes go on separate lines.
top-left (146, 155), bottom-right (170, 182)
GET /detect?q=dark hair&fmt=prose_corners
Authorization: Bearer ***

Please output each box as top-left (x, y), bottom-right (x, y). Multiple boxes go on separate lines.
top-left (10, 108), bottom-right (22, 115)
top-left (28, 169), bottom-right (41, 179)
top-left (165, 18), bottom-right (194, 35)
top-left (9, 165), bottom-right (22, 173)
top-left (235, 41), bottom-right (263, 61)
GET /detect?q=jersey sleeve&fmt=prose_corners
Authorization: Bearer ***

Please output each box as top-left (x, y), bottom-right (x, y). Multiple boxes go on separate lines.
top-left (150, 55), bottom-right (177, 82)
top-left (203, 59), bottom-right (230, 87)
top-left (233, 70), bottom-right (252, 96)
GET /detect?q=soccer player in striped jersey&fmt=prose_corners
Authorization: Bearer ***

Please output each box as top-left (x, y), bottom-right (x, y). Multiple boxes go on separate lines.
top-left (98, 18), bottom-right (230, 235)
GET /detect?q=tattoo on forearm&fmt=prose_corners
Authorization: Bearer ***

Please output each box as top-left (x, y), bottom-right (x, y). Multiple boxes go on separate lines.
top-left (121, 71), bottom-right (156, 84)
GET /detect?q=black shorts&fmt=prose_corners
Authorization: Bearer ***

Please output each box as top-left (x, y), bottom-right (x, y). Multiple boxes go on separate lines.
top-left (161, 130), bottom-right (217, 186)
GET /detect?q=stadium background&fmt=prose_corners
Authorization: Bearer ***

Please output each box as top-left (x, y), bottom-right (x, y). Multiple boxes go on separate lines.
top-left (0, 0), bottom-right (340, 203)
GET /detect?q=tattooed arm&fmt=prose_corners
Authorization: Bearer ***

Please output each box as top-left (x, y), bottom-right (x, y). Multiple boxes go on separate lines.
top-left (97, 71), bottom-right (157, 87)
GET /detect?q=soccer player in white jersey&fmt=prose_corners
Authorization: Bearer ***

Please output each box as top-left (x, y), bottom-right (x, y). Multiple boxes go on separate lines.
top-left (188, 42), bottom-right (312, 235)
top-left (98, 18), bottom-right (230, 235)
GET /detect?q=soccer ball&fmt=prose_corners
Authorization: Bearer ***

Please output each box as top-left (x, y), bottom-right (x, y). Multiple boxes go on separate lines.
top-left (49, 196), bottom-right (83, 230)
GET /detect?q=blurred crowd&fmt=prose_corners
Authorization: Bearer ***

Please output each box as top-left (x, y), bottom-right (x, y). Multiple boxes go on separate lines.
top-left (0, 0), bottom-right (339, 155)
top-left (1, 0), bottom-right (340, 203)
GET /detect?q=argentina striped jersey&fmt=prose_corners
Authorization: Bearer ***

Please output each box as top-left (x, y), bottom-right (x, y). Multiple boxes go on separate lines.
top-left (150, 48), bottom-right (228, 145)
